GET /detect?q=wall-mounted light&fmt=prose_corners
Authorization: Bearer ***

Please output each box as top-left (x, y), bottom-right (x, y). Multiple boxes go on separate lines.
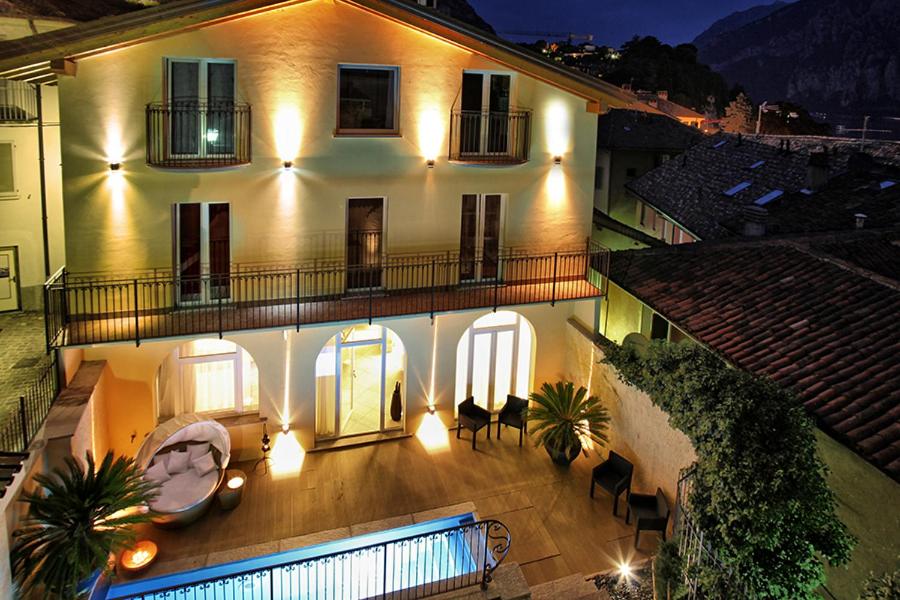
top-left (426, 159), bottom-right (435, 169)
top-left (281, 422), bottom-right (290, 434)
top-left (427, 404), bottom-right (436, 415)
top-left (283, 160), bottom-right (293, 169)
top-left (553, 156), bottom-right (562, 165)
top-left (109, 162), bottom-right (121, 171)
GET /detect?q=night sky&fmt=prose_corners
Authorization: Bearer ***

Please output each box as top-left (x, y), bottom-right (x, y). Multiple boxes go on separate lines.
top-left (468, 0), bottom-right (792, 47)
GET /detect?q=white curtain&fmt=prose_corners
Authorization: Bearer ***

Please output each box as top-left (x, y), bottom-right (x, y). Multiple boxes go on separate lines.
top-left (157, 351), bottom-right (184, 420)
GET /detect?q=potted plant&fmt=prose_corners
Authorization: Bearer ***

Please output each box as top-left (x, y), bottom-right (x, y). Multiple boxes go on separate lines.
top-left (527, 381), bottom-right (609, 466)
top-left (11, 451), bottom-right (159, 599)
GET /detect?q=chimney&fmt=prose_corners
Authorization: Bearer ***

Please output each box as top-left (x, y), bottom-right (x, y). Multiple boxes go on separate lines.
top-left (855, 213), bottom-right (867, 229)
top-left (657, 90), bottom-right (668, 101)
top-left (807, 150), bottom-right (829, 191)
top-left (742, 205), bottom-right (768, 236)
top-left (848, 151), bottom-right (875, 172)
top-left (622, 82), bottom-right (632, 92)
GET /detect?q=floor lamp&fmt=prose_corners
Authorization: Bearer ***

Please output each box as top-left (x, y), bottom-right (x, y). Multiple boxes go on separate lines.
top-left (254, 422), bottom-right (272, 473)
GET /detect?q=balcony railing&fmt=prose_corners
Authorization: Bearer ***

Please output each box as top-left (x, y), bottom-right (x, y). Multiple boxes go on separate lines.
top-left (449, 110), bottom-right (531, 164)
top-left (0, 79), bottom-right (38, 122)
top-left (146, 101), bottom-right (252, 168)
top-left (44, 243), bottom-right (609, 348)
top-left (105, 518), bottom-right (511, 600)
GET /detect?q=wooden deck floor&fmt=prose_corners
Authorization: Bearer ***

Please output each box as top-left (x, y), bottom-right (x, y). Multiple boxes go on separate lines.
top-left (125, 431), bottom-right (655, 589)
top-left (58, 278), bottom-right (601, 346)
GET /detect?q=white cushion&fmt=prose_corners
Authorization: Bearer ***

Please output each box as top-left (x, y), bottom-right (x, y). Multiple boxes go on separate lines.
top-left (166, 450), bottom-right (190, 474)
top-left (149, 468), bottom-right (219, 514)
top-left (192, 452), bottom-right (217, 477)
top-left (145, 461), bottom-right (170, 485)
top-left (187, 443), bottom-right (210, 461)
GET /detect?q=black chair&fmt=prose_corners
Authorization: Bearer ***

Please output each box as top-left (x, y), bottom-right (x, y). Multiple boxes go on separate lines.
top-left (626, 488), bottom-right (670, 548)
top-left (590, 451), bottom-right (633, 516)
top-left (496, 395), bottom-right (528, 446)
top-left (457, 397), bottom-right (491, 450)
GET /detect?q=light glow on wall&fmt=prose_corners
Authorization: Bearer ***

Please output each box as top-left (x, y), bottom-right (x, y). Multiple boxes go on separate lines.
top-left (417, 107), bottom-right (444, 163)
top-left (545, 164), bottom-right (566, 206)
top-left (274, 107), bottom-right (302, 164)
top-left (544, 101), bottom-right (572, 159)
top-left (281, 330), bottom-right (292, 430)
top-left (416, 412), bottom-right (450, 454)
top-left (270, 429), bottom-right (305, 477)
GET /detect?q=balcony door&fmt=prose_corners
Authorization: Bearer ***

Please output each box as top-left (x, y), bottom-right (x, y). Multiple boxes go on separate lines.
top-left (347, 197), bottom-right (384, 291)
top-left (460, 194), bottom-right (503, 282)
top-left (167, 58), bottom-right (236, 158)
top-left (175, 203), bottom-right (230, 303)
top-left (460, 72), bottom-right (511, 156)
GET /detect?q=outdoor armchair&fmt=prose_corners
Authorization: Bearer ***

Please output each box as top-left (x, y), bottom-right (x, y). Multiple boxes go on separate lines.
top-left (626, 487), bottom-right (670, 548)
top-left (590, 450), bottom-right (633, 516)
top-left (496, 395), bottom-right (528, 446)
top-left (457, 397), bottom-right (492, 450)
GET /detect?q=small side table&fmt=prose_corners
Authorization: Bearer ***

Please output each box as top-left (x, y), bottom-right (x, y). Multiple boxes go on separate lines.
top-left (218, 469), bottom-right (246, 510)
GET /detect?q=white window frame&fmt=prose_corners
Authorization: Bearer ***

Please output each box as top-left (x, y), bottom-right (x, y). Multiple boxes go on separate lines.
top-left (174, 201), bottom-right (232, 304)
top-left (460, 193), bottom-right (506, 282)
top-left (175, 342), bottom-right (257, 415)
top-left (460, 70), bottom-right (516, 156)
top-left (164, 57), bottom-right (238, 159)
top-left (336, 64), bottom-right (401, 136)
top-left (0, 141), bottom-right (17, 198)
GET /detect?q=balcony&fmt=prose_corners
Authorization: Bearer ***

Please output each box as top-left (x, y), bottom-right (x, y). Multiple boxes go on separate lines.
top-left (146, 101), bottom-right (252, 168)
top-left (449, 109), bottom-right (531, 165)
top-left (0, 79), bottom-right (37, 122)
top-left (43, 244), bottom-right (608, 348)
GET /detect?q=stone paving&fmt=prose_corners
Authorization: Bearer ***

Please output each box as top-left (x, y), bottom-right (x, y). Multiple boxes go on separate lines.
top-left (0, 311), bottom-right (49, 417)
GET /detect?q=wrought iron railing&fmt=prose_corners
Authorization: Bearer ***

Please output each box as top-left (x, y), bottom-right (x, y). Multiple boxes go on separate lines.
top-left (146, 101), bottom-right (252, 168)
top-left (0, 353), bottom-right (58, 454)
top-left (0, 79), bottom-right (38, 122)
top-left (44, 244), bottom-right (608, 348)
top-left (674, 466), bottom-right (751, 599)
top-left (105, 519), bottom-right (511, 600)
top-left (449, 109), bottom-right (531, 164)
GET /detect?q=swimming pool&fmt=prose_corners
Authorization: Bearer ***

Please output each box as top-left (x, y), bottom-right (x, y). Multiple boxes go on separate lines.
top-left (106, 513), bottom-right (501, 600)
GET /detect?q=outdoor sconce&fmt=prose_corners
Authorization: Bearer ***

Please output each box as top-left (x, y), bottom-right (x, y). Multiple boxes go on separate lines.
top-left (283, 160), bottom-right (293, 169)
top-left (553, 156), bottom-right (562, 165)
top-left (281, 422), bottom-right (290, 434)
top-left (426, 159), bottom-right (435, 169)
top-left (109, 162), bottom-right (121, 171)
top-left (427, 404), bottom-right (437, 415)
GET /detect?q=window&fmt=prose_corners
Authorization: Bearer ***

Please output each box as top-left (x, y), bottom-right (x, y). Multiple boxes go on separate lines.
top-left (417, 0), bottom-right (437, 6)
top-left (338, 66), bottom-right (399, 134)
top-left (166, 58), bottom-right (236, 156)
top-left (0, 142), bottom-right (15, 197)
top-left (176, 339), bottom-right (258, 414)
top-left (594, 165), bottom-right (604, 190)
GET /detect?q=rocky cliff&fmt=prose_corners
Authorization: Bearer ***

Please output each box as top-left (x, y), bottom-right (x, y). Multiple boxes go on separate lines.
top-left (694, 0), bottom-right (900, 115)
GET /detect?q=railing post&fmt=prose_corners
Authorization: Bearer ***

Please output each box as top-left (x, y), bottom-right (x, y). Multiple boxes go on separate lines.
top-left (133, 279), bottom-right (140, 347)
top-left (493, 262), bottom-right (500, 312)
top-left (430, 259), bottom-right (436, 319)
top-left (218, 292), bottom-right (224, 339)
top-left (295, 269), bottom-right (301, 332)
top-left (19, 396), bottom-right (28, 451)
top-left (43, 282), bottom-right (51, 353)
top-left (551, 252), bottom-right (558, 306)
top-left (368, 277), bottom-right (373, 325)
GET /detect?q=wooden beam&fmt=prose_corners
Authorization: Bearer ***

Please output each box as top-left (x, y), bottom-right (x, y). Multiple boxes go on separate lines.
top-left (50, 58), bottom-right (77, 77)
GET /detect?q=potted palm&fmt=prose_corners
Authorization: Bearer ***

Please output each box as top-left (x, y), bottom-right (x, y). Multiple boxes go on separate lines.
top-left (527, 381), bottom-right (610, 466)
top-left (11, 451), bottom-right (159, 599)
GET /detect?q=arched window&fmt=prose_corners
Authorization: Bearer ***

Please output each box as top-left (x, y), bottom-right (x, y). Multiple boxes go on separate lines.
top-left (455, 311), bottom-right (534, 412)
top-left (156, 339), bottom-right (259, 418)
top-left (315, 324), bottom-right (407, 440)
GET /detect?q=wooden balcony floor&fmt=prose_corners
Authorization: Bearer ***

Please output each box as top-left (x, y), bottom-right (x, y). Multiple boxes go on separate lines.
top-left (60, 277), bottom-right (600, 346)
top-left (124, 431), bottom-right (654, 589)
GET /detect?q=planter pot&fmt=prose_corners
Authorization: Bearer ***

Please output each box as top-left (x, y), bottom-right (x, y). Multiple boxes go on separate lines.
top-left (544, 442), bottom-right (581, 466)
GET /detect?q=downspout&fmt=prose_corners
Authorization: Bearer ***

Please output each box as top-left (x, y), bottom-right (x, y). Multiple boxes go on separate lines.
top-left (35, 83), bottom-right (50, 278)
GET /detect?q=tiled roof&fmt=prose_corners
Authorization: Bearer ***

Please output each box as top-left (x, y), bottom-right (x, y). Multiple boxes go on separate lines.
top-left (609, 236), bottom-right (900, 480)
top-left (811, 235), bottom-right (900, 282)
top-left (754, 135), bottom-right (900, 169)
top-left (626, 133), bottom-right (900, 239)
top-left (597, 109), bottom-right (704, 152)
top-left (634, 92), bottom-right (705, 120)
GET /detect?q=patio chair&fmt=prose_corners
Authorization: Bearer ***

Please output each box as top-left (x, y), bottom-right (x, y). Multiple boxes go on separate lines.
top-left (590, 451), bottom-right (633, 516)
top-left (457, 397), bottom-right (491, 450)
top-left (496, 395), bottom-right (528, 446)
top-left (626, 488), bottom-right (670, 548)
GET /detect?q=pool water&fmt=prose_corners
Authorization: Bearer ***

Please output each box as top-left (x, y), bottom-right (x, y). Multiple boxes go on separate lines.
top-left (106, 513), bottom-right (482, 600)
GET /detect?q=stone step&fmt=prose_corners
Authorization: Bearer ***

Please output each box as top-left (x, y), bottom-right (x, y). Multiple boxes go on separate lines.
top-left (529, 572), bottom-right (603, 600)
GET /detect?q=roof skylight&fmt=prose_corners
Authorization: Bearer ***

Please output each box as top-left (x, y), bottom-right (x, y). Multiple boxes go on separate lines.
top-left (880, 180), bottom-right (896, 190)
top-left (749, 160), bottom-right (766, 169)
top-left (724, 181), bottom-right (752, 196)
top-left (754, 189), bottom-right (784, 206)
top-left (713, 140), bottom-right (727, 149)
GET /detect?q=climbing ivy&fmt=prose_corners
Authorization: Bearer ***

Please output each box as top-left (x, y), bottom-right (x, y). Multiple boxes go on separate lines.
top-left (604, 341), bottom-right (855, 599)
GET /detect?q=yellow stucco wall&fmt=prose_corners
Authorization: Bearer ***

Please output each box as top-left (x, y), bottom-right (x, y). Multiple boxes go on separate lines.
top-left (58, 0), bottom-right (597, 274)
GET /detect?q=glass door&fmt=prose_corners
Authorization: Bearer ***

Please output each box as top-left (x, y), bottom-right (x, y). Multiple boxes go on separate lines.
top-left (168, 59), bottom-right (236, 158)
top-left (460, 194), bottom-right (502, 282)
top-left (347, 198), bottom-right (384, 291)
top-left (460, 72), bottom-right (511, 156)
top-left (175, 202), bottom-right (230, 303)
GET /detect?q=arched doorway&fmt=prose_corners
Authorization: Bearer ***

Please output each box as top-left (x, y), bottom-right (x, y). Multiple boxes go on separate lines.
top-left (315, 324), bottom-right (407, 440)
top-left (156, 338), bottom-right (259, 419)
top-left (455, 310), bottom-right (535, 413)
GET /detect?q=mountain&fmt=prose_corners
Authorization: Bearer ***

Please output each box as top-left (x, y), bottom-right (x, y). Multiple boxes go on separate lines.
top-left (692, 2), bottom-right (787, 49)
top-left (693, 0), bottom-right (900, 115)
top-left (428, 0), bottom-right (495, 34)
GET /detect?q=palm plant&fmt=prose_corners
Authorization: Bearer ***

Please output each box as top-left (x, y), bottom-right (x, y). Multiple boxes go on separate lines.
top-left (12, 451), bottom-right (159, 599)
top-left (527, 381), bottom-right (610, 465)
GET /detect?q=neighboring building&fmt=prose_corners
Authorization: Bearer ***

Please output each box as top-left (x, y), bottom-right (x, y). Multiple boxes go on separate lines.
top-left (0, 0), bottom-right (645, 459)
top-left (593, 108), bottom-right (702, 248)
top-left (633, 90), bottom-right (705, 130)
top-left (600, 231), bottom-right (900, 597)
top-left (626, 133), bottom-right (900, 243)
